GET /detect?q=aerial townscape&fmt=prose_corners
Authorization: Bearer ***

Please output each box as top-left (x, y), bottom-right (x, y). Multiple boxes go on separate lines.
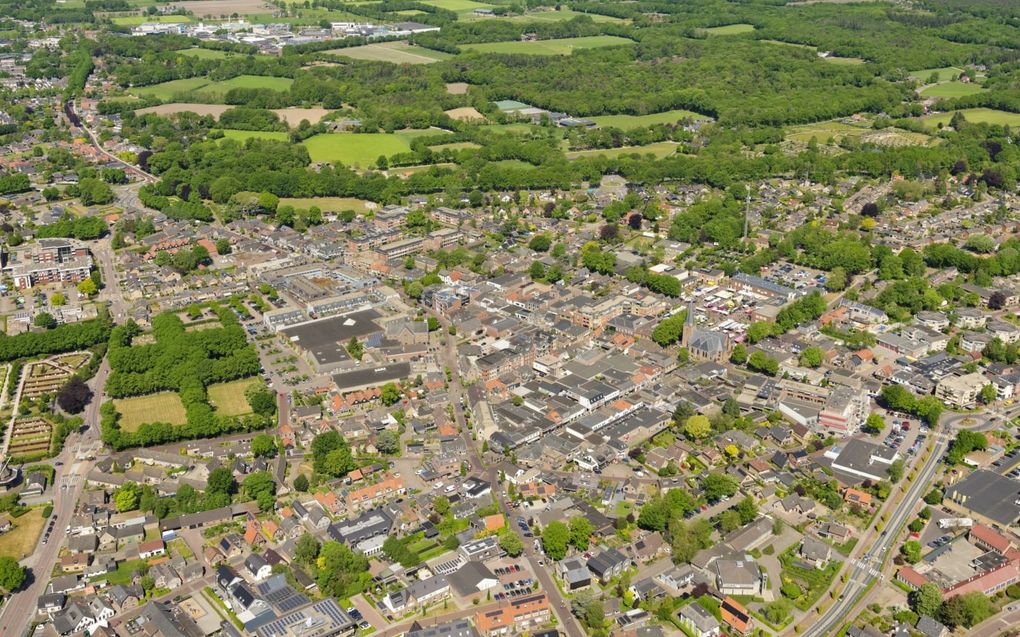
top-left (6, 1), bottom-right (1020, 637)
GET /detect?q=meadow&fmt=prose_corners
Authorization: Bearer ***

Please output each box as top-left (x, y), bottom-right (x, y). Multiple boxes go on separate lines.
top-left (301, 130), bottom-right (445, 165)
top-left (111, 14), bottom-right (193, 24)
top-left (910, 66), bottom-right (965, 83)
top-left (590, 109), bottom-right (710, 129)
top-left (129, 75), bottom-right (293, 100)
top-left (565, 142), bottom-right (679, 159)
top-left (113, 392), bottom-right (188, 431)
top-left (921, 108), bottom-right (1020, 129)
top-left (327, 41), bottom-right (451, 64)
top-left (461, 35), bottom-right (633, 56)
top-left (221, 130), bottom-right (290, 142)
top-left (208, 378), bottom-right (259, 416)
top-left (0, 508), bottom-right (46, 560)
top-left (702, 23), bottom-right (756, 36)
top-left (918, 81), bottom-right (986, 98)
top-left (279, 197), bottom-right (375, 213)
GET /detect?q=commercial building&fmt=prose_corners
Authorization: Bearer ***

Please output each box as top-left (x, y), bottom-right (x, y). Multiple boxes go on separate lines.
top-left (255, 599), bottom-right (356, 637)
top-left (936, 373), bottom-right (987, 408)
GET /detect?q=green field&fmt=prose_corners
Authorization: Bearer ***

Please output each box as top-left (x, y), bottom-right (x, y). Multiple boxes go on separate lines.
top-left (114, 393), bottom-right (188, 431)
top-left (786, 119), bottom-right (930, 146)
top-left (0, 508), bottom-right (45, 560)
top-left (129, 77), bottom-right (211, 100)
top-left (566, 142), bottom-right (679, 159)
top-left (175, 47), bottom-right (232, 59)
top-left (327, 41), bottom-right (451, 64)
top-left (279, 197), bottom-right (374, 213)
top-left (112, 14), bottom-right (192, 24)
top-left (921, 108), bottom-right (1020, 129)
top-left (910, 66), bottom-right (965, 83)
top-left (493, 8), bottom-right (625, 22)
top-left (130, 75), bottom-right (293, 100)
top-left (420, 0), bottom-right (493, 11)
top-left (301, 130), bottom-right (446, 165)
top-left (221, 129), bottom-right (290, 142)
top-left (461, 35), bottom-right (633, 55)
top-left (759, 39), bottom-right (815, 51)
top-left (919, 81), bottom-right (986, 98)
top-left (702, 23), bottom-right (755, 35)
top-left (590, 109), bottom-right (710, 129)
top-left (208, 378), bottom-right (259, 416)
top-left (429, 141), bottom-right (481, 151)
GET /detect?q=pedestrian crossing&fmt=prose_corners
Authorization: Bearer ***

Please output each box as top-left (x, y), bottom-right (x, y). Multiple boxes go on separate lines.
top-left (848, 557), bottom-right (883, 580)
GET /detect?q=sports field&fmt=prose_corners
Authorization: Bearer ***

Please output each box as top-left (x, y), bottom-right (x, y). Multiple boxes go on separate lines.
top-left (208, 378), bottom-right (259, 416)
top-left (279, 197), bottom-right (375, 213)
top-left (919, 81), bottom-right (986, 98)
top-left (566, 142), bottom-right (679, 159)
top-left (461, 35), bottom-right (633, 55)
top-left (221, 129), bottom-right (290, 142)
top-left (114, 392), bottom-right (188, 431)
top-left (702, 23), bottom-right (755, 35)
top-left (0, 508), bottom-right (45, 560)
top-left (590, 109), bottom-right (710, 129)
top-left (921, 108), bottom-right (1020, 129)
top-left (129, 75), bottom-right (293, 100)
top-left (328, 41), bottom-right (451, 64)
top-left (301, 130), bottom-right (446, 165)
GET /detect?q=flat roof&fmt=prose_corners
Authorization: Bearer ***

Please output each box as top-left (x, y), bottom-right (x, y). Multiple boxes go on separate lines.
top-left (332, 362), bottom-right (411, 392)
top-left (282, 309), bottom-right (382, 366)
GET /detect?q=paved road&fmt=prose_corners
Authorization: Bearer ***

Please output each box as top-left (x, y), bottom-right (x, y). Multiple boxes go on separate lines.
top-left (68, 100), bottom-right (156, 183)
top-left (93, 236), bottom-right (129, 323)
top-left (434, 316), bottom-right (585, 637)
top-left (796, 428), bottom-right (951, 637)
top-left (0, 360), bottom-right (109, 636)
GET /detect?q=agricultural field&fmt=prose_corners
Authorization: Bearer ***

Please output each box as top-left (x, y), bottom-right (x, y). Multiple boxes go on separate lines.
top-left (589, 109), bottom-right (710, 129)
top-left (920, 108), bottom-right (1020, 129)
top-left (508, 8), bottom-right (626, 22)
top-left (208, 378), bottom-right (259, 416)
top-left (419, 0), bottom-right (493, 12)
top-left (918, 81), bottom-right (986, 98)
top-left (113, 392), bottom-right (188, 431)
top-left (166, 0), bottom-right (277, 17)
top-left (822, 56), bottom-right (865, 65)
top-left (136, 104), bottom-right (331, 126)
top-left (702, 23), bottom-right (756, 36)
top-left (301, 130), bottom-right (446, 165)
top-left (445, 82), bottom-right (469, 94)
top-left (0, 508), bottom-right (46, 560)
top-left (279, 197), bottom-right (375, 213)
top-left (444, 107), bottom-right (485, 121)
top-left (327, 41), bottom-right (452, 64)
top-left (221, 129), bottom-right (290, 142)
top-left (461, 35), bottom-right (634, 56)
top-left (565, 141), bottom-right (679, 160)
top-left (111, 14), bottom-right (193, 24)
top-left (129, 75), bottom-right (293, 101)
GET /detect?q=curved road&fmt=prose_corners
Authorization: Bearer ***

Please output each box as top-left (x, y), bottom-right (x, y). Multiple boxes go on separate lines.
top-left (67, 99), bottom-right (156, 184)
top-left (796, 427), bottom-right (951, 637)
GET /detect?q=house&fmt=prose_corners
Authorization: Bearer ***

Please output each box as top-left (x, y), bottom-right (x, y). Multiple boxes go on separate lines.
top-left (557, 557), bottom-right (591, 591)
top-left (798, 537), bottom-right (832, 568)
top-left (246, 553), bottom-right (273, 581)
top-left (0, 513), bottom-right (11, 533)
top-left (38, 593), bottom-right (66, 615)
top-left (586, 548), bottom-right (629, 583)
top-left (713, 559), bottom-right (766, 597)
top-left (720, 597), bottom-right (753, 634)
top-left (916, 616), bottom-right (948, 637)
top-left (107, 585), bottom-right (141, 613)
top-left (138, 538), bottom-right (165, 559)
top-left (678, 602), bottom-right (721, 637)
top-left (150, 562), bottom-right (182, 590)
top-left (475, 593), bottom-right (551, 636)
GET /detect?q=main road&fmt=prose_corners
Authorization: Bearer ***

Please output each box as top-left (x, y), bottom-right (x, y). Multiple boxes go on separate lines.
top-left (0, 360), bottom-right (109, 637)
top-left (434, 315), bottom-right (586, 637)
top-left (796, 427), bottom-right (951, 637)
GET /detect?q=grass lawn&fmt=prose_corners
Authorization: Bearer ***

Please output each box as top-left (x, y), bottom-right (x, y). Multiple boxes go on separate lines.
top-left (112, 14), bottom-right (193, 24)
top-left (280, 197), bottom-right (374, 213)
top-left (921, 108), bottom-right (1020, 129)
top-left (175, 47), bottom-right (232, 59)
top-left (461, 35), bottom-right (633, 55)
top-left (515, 8), bottom-right (625, 22)
top-left (590, 109), bottom-right (709, 129)
top-left (0, 508), bottom-right (45, 560)
top-left (566, 141), bottom-right (679, 159)
top-left (101, 559), bottom-right (148, 585)
top-left (221, 129), bottom-right (290, 142)
top-left (919, 81), bottom-right (986, 98)
top-left (301, 130), bottom-right (445, 165)
top-left (327, 41), bottom-right (451, 64)
top-left (702, 23), bottom-right (755, 35)
top-left (207, 378), bottom-right (259, 416)
top-left (779, 546), bottom-right (841, 611)
top-left (114, 392), bottom-right (188, 431)
top-left (785, 120), bottom-right (869, 143)
top-left (129, 77), bottom-right (211, 100)
top-left (909, 66), bottom-right (964, 83)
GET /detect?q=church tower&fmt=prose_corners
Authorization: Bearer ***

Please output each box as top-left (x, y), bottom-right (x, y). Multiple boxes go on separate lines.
top-left (681, 300), bottom-right (695, 348)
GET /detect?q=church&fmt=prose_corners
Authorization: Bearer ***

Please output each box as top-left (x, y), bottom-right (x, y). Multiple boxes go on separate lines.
top-left (681, 301), bottom-right (732, 363)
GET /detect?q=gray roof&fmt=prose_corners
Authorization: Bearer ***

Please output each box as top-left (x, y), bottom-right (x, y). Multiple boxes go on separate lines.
top-left (447, 561), bottom-right (497, 597)
top-left (945, 469), bottom-right (1020, 527)
top-left (680, 602), bottom-right (720, 633)
top-left (406, 618), bottom-right (480, 637)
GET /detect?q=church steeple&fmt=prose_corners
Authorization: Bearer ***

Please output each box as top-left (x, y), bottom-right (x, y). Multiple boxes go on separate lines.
top-left (682, 300), bottom-right (695, 348)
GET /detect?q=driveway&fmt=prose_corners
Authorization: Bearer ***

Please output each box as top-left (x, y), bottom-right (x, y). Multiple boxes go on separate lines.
top-left (351, 593), bottom-right (388, 629)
